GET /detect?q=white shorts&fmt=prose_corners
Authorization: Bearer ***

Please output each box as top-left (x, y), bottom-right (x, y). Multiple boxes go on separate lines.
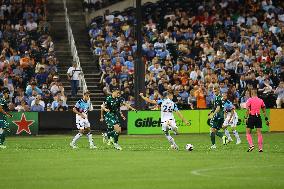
top-left (161, 118), bottom-right (178, 132)
top-left (76, 114), bottom-right (90, 130)
top-left (223, 112), bottom-right (238, 127)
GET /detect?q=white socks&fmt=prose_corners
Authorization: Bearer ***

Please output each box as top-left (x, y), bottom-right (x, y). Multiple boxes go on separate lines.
top-left (72, 133), bottom-right (82, 144)
top-left (224, 129), bottom-right (232, 141)
top-left (166, 135), bottom-right (177, 146)
top-left (87, 133), bottom-right (94, 146)
top-left (233, 130), bottom-right (240, 141)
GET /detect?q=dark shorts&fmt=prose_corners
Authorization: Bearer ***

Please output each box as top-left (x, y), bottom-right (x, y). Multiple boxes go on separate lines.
top-left (104, 112), bottom-right (120, 129)
top-left (209, 115), bottom-right (224, 130)
top-left (247, 115), bottom-right (262, 129)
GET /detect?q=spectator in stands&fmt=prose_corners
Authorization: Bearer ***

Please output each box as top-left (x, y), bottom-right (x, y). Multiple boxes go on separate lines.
top-left (275, 81), bottom-right (284, 108)
top-left (30, 96), bottom-right (44, 112)
top-left (89, 0), bottom-right (284, 109)
top-left (26, 81), bottom-right (42, 97)
top-left (67, 62), bottom-right (81, 97)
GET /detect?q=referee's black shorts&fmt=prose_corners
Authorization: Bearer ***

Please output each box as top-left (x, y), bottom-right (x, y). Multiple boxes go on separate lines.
top-left (247, 115), bottom-right (262, 129)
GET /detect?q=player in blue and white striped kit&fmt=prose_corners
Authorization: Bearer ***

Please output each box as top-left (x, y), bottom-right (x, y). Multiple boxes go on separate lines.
top-left (222, 93), bottom-right (241, 144)
top-left (70, 91), bottom-right (97, 149)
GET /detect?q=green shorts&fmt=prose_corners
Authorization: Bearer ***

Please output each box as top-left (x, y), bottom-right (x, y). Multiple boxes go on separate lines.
top-left (104, 112), bottom-right (120, 129)
top-left (209, 115), bottom-right (224, 130)
top-left (0, 119), bottom-right (9, 129)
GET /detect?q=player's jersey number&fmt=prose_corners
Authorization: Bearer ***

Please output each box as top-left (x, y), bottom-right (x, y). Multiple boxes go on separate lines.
top-left (162, 105), bottom-right (173, 113)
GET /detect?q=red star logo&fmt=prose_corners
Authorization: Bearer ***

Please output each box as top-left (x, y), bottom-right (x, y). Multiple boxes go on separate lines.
top-left (12, 113), bottom-right (34, 135)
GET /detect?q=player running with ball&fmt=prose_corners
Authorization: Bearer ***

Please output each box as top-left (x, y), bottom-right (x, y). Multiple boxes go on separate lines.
top-left (222, 93), bottom-right (241, 145)
top-left (70, 91), bottom-right (97, 149)
top-left (0, 89), bottom-right (13, 149)
top-left (100, 89), bottom-right (136, 150)
top-left (139, 92), bottom-right (189, 150)
top-left (208, 87), bottom-right (228, 149)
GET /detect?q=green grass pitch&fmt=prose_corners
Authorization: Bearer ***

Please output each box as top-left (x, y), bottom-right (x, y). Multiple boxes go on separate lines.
top-left (0, 133), bottom-right (283, 189)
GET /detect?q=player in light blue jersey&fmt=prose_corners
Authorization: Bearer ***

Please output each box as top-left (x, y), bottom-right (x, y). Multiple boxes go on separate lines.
top-left (222, 93), bottom-right (241, 144)
top-left (70, 91), bottom-right (97, 149)
top-left (140, 92), bottom-right (189, 150)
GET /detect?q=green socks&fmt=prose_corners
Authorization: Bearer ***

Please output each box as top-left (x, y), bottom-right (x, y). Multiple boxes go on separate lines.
top-left (0, 132), bottom-right (5, 145)
top-left (210, 132), bottom-right (215, 145)
top-left (114, 132), bottom-right (119, 143)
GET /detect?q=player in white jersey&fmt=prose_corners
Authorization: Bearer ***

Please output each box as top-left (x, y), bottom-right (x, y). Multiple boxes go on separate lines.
top-left (70, 91), bottom-right (97, 149)
top-left (140, 92), bottom-right (190, 150)
top-left (222, 93), bottom-right (241, 144)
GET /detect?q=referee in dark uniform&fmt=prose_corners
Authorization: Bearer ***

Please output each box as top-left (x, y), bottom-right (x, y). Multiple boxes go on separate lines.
top-left (245, 89), bottom-right (269, 152)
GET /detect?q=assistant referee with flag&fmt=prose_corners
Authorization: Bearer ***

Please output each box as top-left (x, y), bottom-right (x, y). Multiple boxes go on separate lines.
top-left (245, 89), bottom-right (269, 152)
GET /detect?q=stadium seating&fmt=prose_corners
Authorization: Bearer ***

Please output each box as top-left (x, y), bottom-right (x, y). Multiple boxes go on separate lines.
top-left (89, 0), bottom-right (284, 109)
top-left (0, 1), bottom-right (66, 112)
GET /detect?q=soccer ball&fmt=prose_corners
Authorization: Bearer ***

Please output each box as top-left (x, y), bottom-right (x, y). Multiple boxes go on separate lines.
top-left (185, 144), bottom-right (194, 151)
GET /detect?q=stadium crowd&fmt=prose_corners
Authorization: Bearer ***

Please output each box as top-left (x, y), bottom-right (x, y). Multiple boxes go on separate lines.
top-left (0, 0), bottom-right (68, 112)
top-left (83, 0), bottom-right (124, 12)
top-left (90, 0), bottom-right (284, 110)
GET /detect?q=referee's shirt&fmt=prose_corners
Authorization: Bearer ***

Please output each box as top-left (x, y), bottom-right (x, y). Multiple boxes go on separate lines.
top-left (246, 96), bottom-right (265, 128)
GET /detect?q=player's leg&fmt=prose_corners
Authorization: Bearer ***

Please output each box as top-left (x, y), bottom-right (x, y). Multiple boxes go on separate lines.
top-left (215, 118), bottom-right (227, 145)
top-left (166, 120), bottom-right (179, 150)
top-left (231, 113), bottom-right (241, 144)
top-left (113, 124), bottom-right (122, 150)
top-left (70, 116), bottom-right (84, 148)
top-left (70, 128), bottom-right (84, 149)
top-left (84, 123), bottom-right (97, 149)
top-left (223, 125), bottom-right (232, 143)
top-left (104, 113), bottom-right (116, 145)
top-left (223, 115), bottom-right (233, 142)
top-left (0, 127), bottom-right (7, 149)
top-left (209, 127), bottom-right (217, 149)
top-left (0, 120), bottom-right (8, 149)
top-left (231, 126), bottom-right (241, 144)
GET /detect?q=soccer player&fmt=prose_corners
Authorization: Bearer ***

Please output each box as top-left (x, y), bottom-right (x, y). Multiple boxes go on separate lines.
top-left (0, 89), bottom-right (13, 149)
top-left (208, 87), bottom-right (228, 149)
top-left (245, 89), bottom-right (268, 152)
top-left (222, 93), bottom-right (241, 144)
top-left (100, 89), bottom-right (136, 150)
top-left (139, 92), bottom-right (189, 150)
top-left (70, 91), bottom-right (96, 149)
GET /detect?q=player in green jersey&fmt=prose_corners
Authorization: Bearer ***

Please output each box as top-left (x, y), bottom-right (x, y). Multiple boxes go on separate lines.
top-left (208, 87), bottom-right (228, 149)
top-left (100, 89), bottom-right (136, 150)
top-left (0, 89), bottom-right (13, 149)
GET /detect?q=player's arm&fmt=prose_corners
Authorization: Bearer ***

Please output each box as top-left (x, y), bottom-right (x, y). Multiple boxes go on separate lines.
top-left (122, 102), bottom-right (137, 112)
top-left (175, 111), bottom-right (190, 125)
top-left (209, 105), bottom-right (220, 119)
top-left (72, 106), bottom-right (86, 119)
top-left (0, 105), bottom-right (13, 118)
top-left (139, 93), bottom-right (158, 104)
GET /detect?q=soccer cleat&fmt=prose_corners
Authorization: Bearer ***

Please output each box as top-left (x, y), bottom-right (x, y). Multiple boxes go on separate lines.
top-left (90, 144), bottom-right (97, 149)
top-left (227, 138), bottom-right (233, 143)
top-left (210, 144), bottom-right (217, 149)
top-left (0, 145), bottom-right (7, 149)
top-left (169, 144), bottom-right (179, 150)
top-left (70, 142), bottom-right (78, 149)
top-left (247, 146), bottom-right (255, 152)
top-left (102, 133), bottom-right (108, 144)
top-left (114, 143), bottom-right (122, 150)
top-left (222, 136), bottom-right (228, 145)
top-left (236, 140), bottom-right (241, 145)
top-left (259, 149), bottom-right (263, 152)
